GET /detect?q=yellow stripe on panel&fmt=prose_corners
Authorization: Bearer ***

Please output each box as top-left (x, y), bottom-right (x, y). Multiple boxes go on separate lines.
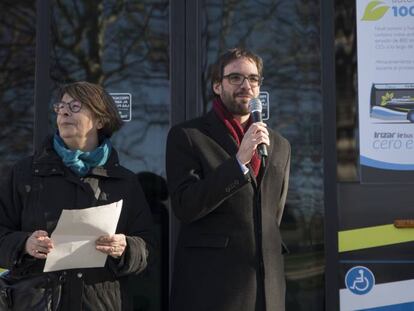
top-left (338, 224), bottom-right (414, 252)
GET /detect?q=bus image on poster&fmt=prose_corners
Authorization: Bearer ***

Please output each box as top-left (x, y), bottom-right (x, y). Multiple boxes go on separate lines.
top-left (370, 84), bottom-right (414, 123)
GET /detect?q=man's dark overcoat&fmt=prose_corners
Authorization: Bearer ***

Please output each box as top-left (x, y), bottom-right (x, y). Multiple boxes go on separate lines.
top-left (166, 110), bottom-right (291, 311)
top-left (0, 137), bottom-right (153, 310)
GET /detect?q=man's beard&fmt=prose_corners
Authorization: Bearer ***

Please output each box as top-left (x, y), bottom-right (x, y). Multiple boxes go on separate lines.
top-left (221, 91), bottom-right (250, 116)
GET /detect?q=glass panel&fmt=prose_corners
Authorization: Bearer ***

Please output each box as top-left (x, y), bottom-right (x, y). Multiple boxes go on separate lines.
top-left (203, 0), bottom-right (324, 309)
top-left (50, 1), bottom-right (169, 310)
top-left (335, 0), bottom-right (357, 182)
top-left (0, 1), bottom-right (36, 182)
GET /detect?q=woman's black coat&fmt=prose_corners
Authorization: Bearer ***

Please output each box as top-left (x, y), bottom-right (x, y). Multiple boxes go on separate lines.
top-left (0, 137), bottom-right (153, 310)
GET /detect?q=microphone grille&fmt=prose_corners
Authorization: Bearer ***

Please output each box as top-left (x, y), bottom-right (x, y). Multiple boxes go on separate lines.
top-left (248, 98), bottom-right (262, 112)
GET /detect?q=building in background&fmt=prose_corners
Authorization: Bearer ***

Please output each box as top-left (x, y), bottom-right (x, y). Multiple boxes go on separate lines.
top-left (0, 0), bottom-right (364, 310)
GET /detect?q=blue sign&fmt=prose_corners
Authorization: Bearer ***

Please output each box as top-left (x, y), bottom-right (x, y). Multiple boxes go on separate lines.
top-left (110, 93), bottom-right (132, 122)
top-left (345, 266), bottom-right (375, 295)
top-left (259, 91), bottom-right (269, 121)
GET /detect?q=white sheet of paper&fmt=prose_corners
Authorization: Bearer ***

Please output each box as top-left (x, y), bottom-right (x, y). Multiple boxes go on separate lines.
top-left (43, 200), bottom-right (123, 272)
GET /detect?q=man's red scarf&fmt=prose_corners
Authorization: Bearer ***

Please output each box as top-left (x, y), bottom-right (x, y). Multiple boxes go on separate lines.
top-left (212, 97), bottom-right (261, 177)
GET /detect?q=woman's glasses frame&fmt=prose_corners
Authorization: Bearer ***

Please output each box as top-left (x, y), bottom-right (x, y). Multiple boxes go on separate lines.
top-left (53, 100), bottom-right (82, 114)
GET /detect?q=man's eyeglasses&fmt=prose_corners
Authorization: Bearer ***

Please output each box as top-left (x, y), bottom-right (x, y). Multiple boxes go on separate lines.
top-left (223, 73), bottom-right (263, 86)
top-left (53, 100), bottom-right (82, 113)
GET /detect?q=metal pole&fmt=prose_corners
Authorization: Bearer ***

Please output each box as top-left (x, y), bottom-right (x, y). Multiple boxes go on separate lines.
top-left (321, 0), bottom-right (340, 309)
top-left (34, 0), bottom-right (51, 152)
top-left (169, 0), bottom-right (186, 302)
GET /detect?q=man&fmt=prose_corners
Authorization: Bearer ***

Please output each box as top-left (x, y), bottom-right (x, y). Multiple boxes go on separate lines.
top-left (166, 48), bottom-right (291, 311)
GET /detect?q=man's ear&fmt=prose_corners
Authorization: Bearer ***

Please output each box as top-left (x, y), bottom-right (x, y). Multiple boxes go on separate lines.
top-left (213, 82), bottom-right (222, 96)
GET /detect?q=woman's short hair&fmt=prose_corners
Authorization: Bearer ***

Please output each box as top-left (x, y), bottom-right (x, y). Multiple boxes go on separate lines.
top-left (210, 48), bottom-right (263, 96)
top-left (58, 81), bottom-right (123, 137)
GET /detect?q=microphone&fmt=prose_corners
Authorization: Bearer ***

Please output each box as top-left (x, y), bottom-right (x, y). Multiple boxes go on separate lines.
top-left (248, 97), bottom-right (268, 160)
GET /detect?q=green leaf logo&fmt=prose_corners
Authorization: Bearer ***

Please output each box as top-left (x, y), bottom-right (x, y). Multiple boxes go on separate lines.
top-left (381, 92), bottom-right (394, 106)
top-left (362, 1), bottom-right (389, 21)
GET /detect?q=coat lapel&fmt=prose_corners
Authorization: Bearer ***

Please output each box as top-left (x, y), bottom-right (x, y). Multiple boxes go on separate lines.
top-left (203, 110), bottom-right (239, 156)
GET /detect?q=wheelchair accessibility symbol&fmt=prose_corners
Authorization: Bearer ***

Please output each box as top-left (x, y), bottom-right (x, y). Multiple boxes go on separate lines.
top-left (345, 266), bottom-right (375, 295)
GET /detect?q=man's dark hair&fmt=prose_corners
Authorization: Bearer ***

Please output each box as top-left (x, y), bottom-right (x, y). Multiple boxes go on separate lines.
top-left (210, 48), bottom-right (263, 97)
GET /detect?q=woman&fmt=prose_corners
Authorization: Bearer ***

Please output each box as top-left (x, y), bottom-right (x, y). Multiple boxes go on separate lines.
top-left (0, 81), bottom-right (153, 310)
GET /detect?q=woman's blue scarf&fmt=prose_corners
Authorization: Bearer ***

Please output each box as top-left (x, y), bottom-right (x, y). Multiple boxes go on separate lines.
top-left (53, 133), bottom-right (112, 176)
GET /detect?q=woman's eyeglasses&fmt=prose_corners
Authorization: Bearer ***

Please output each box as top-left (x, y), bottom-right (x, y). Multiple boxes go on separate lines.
top-left (53, 100), bottom-right (82, 113)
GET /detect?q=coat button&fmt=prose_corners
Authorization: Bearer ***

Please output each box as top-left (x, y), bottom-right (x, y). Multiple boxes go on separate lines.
top-left (77, 272), bottom-right (83, 278)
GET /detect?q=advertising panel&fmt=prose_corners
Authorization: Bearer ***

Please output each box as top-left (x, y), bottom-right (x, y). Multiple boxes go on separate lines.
top-left (338, 183), bottom-right (414, 310)
top-left (356, 0), bottom-right (414, 182)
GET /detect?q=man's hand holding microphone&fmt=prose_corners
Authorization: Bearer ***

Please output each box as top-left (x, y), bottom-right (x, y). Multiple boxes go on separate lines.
top-left (236, 98), bottom-right (269, 166)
